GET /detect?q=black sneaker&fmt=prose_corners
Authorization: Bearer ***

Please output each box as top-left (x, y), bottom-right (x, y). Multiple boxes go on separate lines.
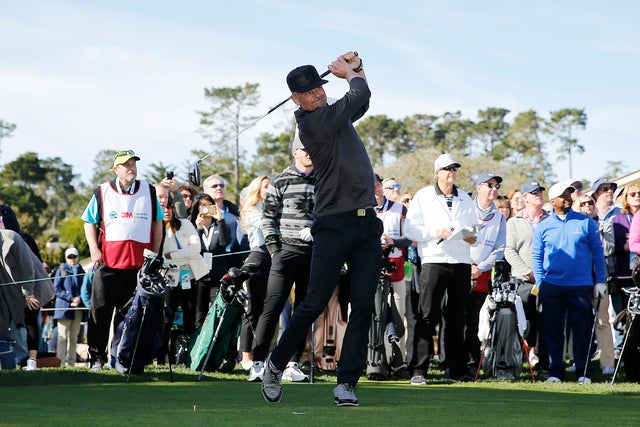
top-left (333, 383), bottom-right (359, 407)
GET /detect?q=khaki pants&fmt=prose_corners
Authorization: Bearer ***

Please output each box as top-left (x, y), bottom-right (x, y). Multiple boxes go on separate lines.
top-left (57, 311), bottom-right (83, 367)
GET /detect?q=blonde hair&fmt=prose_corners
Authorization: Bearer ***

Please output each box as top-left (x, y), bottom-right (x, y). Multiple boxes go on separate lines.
top-left (621, 184), bottom-right (640, 214)
top-left (240, 175), bottom-right (269, 232)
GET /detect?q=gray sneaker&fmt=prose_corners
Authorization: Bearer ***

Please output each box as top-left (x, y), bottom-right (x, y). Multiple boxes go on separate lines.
top-left (261, 358), bottom-right (283, 403)
top-left (90, 359), bottom-right (104, 371)
top-left (333, 383), bottom-right (359, 407)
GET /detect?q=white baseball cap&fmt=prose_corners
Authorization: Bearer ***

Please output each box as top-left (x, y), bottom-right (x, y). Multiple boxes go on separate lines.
top-left (434, 153), bottom-right (461, 171)
top-left (548, 182), bottom-right (576, 200)
top-left (65, 247), bottom-right (79, 258)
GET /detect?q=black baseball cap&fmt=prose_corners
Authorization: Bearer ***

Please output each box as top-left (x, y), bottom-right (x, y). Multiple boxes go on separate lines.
top-left (287, 65), bottom-right (328, 93)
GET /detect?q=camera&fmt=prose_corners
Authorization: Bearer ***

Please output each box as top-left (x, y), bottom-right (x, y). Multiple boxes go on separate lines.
top-left (165, 170), bottom-right (174, 180)
top-left (199, 205), bottom-right (217, 217)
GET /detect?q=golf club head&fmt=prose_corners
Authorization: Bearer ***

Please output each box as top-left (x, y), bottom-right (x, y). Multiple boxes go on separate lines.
top-left (189, 161), bottom-right (202, 187)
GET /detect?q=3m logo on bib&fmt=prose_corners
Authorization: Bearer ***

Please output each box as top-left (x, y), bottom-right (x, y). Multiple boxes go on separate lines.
top-left (109, 211), bottom-right (150, 220)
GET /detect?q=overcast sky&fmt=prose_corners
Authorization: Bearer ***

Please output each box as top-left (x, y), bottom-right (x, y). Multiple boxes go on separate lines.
top-left (2, 0), bottom-right (638, 187)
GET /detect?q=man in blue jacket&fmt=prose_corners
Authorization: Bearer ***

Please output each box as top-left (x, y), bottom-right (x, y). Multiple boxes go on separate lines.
top-left (532, 181), bottom-right (607, 384)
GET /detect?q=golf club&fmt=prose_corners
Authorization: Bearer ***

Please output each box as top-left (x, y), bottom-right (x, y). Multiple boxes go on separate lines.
top-left (582, 295), bottom-right (601, 381)
top-left (188, 52), bottom-right (359, 187)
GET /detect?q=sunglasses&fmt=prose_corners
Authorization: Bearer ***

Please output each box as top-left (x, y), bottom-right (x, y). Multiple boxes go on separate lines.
top-left (598, 186), bottom-right (614, 192)
top-left (67, 255), bottom-right (78, 259)
top-left (181, 193), bottom-right (193, 200)
top-left (628, 192), bottom-right (640, 198)
top-left (441, 165), bottom-right (459, 172)
top-left (529, 189), bottom-right (543, 196)
top-left (482, 182), bottom-right (501, 189)
top-left (209, 183), bottom-right (225, 189)
top-left (580, 200), bottom-right (595, 207)
top-left (385, 184), bottom-right (401, 190)
top-left (573, 184), bottom-right (584, 191)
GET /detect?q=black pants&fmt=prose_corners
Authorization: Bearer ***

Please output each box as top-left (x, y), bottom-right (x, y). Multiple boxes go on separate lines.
top-left (23, 307), bottom-right (40, 352)
top-left (409, 263), bottom-right (471, 379)
top-left (239, 250), bottom-right (271, 353)
top-left (88, 265), bottom-right (137, 362)
top-left (270, 210), bottom-right (383, 385)
top-left (158, 285), bottom-right (195, 364)
top-left (252, 250), bottom-right (311, 362)
top-left (194, 281), bottom-right (220, 328)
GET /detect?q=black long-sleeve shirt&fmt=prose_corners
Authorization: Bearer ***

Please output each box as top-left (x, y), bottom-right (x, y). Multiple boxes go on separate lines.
top-left (294, 77), bottom-right (375, 217)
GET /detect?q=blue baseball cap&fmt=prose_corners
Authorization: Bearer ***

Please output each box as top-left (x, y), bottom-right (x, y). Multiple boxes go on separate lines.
top-left (591, 178), bottom-right (617, 193)
top-left (475, 172), bottom-right (502, 186)
top-left (520, 181), bottom-right (545, 194)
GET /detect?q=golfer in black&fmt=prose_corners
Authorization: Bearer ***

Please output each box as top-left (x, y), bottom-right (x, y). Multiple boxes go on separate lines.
top-left (261, 51), bottom-right (382, 406)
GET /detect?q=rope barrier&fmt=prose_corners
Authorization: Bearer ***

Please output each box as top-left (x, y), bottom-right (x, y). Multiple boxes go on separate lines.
top-left (0, 250), bottom-right (252, 288)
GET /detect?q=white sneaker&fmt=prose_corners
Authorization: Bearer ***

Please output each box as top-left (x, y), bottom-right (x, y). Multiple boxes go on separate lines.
top-left (23, 358), bottom-right (37, 371)
top-left (282, 362), bottom-right (309, 382)
top-left (334, 383), bottom-right (359, 407)
top-left (545, 376), bottom-right (562, 383)
top-left (24, 358), bottom-right (37, 371)
top-left (602, 366), bottom-right (615, 375)
top-left (248, 361), bottom-right (264, 382)
top-left (578, 376), bottom-right (592, 384)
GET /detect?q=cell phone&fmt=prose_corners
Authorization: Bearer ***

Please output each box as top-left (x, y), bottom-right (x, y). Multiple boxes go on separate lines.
top-left (165, 170), bottom-right (174, 180)
top-left (199, 205), bottom-right (218, 217)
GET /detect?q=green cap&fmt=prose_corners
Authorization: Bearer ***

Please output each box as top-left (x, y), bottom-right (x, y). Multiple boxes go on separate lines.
top-left (113, 150), bottom-right (140, 167)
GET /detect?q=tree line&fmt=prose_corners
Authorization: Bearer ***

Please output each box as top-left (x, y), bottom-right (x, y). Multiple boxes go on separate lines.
top-left (0, 83), bottom-right (625, 265)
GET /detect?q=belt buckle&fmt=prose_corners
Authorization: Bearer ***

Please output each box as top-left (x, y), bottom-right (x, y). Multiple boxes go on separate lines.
top-left (356, 208), bottom-right (366, 217)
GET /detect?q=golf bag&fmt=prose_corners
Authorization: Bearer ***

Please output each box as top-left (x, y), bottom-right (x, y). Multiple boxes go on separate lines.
top-left (613, 287), bottom-right (640, 383)
top-left (478, 276), bottom-right (527, 380)
top-left (366, 246), bottom-right (406, 380)
top-left (188, 264), bottom-right (252, 373)
top-left (112, 250), bottom-right (172, 375)
top-left (308, 283), bottom-right (347, 372)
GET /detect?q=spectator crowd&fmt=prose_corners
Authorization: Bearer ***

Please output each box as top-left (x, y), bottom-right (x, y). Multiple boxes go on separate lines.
top-left (2, 148), bottom-right (638, 389)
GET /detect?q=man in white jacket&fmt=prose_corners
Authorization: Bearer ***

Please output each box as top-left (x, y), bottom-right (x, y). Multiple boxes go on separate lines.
top-left (404, 153), bottom-right (478, 384)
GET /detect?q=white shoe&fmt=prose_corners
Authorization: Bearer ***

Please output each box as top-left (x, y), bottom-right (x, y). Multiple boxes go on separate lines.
top-left (545, 376), bottom-right (562, 383)
top-left (334, 383), bottom-right (359, 407)
top-left (602, 366), bottom-right (615, 375)
top-left (248, 361), bottom-right (264, 382)
top-left (578, 376), bottom-right (592, 384)
top-left (23, 358), bottom-right (37, 371)
top-left (282, 362), bottom-right (309, 382)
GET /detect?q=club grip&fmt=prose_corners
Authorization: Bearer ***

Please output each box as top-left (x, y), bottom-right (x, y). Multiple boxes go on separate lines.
top-left (320, 51), bottom-right (359, 78)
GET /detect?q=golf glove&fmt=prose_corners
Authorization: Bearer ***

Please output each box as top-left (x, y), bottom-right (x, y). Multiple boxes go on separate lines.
top-left (594, 283), bottom-right (607, 299)
top-left (299, 227), bottom-right (313, 242)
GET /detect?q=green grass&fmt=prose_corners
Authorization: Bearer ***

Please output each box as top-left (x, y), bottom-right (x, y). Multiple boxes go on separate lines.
top-left (1, 365), bottom-right (640, 426)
